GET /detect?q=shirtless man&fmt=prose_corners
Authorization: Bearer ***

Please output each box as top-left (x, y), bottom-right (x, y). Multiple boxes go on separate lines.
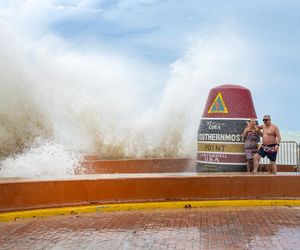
top-left (253, 115), bottom-right (281, 173)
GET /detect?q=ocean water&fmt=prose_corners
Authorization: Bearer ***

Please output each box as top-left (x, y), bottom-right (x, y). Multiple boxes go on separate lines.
top-left (281, 131), bottom-right (300, 143)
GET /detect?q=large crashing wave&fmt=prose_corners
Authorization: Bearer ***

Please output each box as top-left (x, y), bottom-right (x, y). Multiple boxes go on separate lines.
top-left (0, 3), bottom-right (257, 177)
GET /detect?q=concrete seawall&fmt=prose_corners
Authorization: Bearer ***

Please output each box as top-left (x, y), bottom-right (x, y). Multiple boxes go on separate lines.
top-left (1, 172), bottom-right (300, 212)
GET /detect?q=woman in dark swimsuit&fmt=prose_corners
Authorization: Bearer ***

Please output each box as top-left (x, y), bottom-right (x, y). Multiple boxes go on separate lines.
top-left (242, 119), bottom-right (262, 172)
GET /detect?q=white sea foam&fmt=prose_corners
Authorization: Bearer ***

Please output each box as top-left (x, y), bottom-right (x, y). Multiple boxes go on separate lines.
top-left (0, 138), bottom-right (83, 177)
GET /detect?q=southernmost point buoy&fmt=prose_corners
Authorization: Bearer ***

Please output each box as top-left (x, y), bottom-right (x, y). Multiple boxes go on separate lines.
top-left (197, 84), bottom-right (257, 172)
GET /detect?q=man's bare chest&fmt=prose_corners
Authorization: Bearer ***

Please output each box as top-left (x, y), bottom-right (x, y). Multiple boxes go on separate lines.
top-left (263, 127), bottom-right (276, 136)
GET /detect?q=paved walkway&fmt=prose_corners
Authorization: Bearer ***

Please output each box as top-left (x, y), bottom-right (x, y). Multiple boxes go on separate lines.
top-left (1, 206), bottom-right (300, 249)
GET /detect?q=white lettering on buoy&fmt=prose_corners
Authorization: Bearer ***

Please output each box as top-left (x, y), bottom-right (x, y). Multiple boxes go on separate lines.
top-left (206, 121), bottom-right (225, 130)
top-left (202, 153), bottom-right (227, 162)
top-left (198, 133), bottom-right (242, 142)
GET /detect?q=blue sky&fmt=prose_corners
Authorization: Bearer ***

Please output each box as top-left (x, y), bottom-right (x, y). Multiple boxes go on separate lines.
top-left (1, 0), bottom-right (300, 131)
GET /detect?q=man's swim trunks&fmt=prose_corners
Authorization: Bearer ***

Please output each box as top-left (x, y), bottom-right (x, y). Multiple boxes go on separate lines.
top-left (257, 144), bottom-right (278, 161)
top-left (244, 131), bottom-right (259, 161)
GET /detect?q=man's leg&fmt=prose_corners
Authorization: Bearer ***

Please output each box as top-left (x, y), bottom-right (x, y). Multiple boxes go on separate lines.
top-left (253, 154), bottom-right (261, 172)
top-left (268, 151), bottom-right (277, 174)
top-left (270, 161), bottom-right (277, 174)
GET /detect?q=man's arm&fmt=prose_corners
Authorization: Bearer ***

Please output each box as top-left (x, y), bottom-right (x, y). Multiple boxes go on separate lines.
top-left (256, 127), bottom-right (263, 137)
top-left (275, 126), bottom-right (281, 151)
top-left (275, 126), bottom-right (281, 144)
top-left (256, 125), bottom-right (263, 129)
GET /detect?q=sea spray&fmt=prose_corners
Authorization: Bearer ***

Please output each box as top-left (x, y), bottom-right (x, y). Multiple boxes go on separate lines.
top-left (0, 138), bottom-right (83, 177)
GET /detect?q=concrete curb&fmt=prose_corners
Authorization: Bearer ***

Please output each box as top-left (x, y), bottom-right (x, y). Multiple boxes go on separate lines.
top-left (1, 199), bottom-right (300, 222)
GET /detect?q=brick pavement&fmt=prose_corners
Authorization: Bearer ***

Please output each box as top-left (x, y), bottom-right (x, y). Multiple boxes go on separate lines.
top-left (0, 206), bottom-right (300, 249)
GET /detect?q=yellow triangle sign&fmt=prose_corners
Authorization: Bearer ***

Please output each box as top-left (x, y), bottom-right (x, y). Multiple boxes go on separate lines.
top-left (208, 92), bottom-right (228, 114)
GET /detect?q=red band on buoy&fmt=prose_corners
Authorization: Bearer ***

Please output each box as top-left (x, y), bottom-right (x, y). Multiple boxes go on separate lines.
top-left (202, 84), bottom-right (257, 119)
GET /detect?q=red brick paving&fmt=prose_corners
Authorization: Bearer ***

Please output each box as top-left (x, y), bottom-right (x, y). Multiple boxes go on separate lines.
top-left (0, 206), bottom-right (300, 249)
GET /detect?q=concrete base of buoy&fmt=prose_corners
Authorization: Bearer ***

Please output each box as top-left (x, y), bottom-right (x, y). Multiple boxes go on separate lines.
top-left (77, 157), bottom-right (195, 174)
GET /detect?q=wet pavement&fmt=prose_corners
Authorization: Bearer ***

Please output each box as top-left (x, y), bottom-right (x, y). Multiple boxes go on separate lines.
top-left (0, 206), bottom-right (300, 249)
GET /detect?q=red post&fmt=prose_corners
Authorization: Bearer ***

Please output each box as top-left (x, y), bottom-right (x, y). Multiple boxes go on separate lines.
top-left (197, 84), bottom-right (257, 172)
